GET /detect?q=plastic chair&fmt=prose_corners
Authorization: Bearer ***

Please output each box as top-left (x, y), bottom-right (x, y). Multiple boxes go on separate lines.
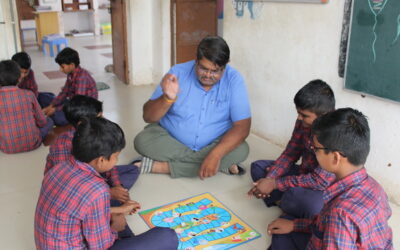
top-left (42, 34), bottom-right (68, 57)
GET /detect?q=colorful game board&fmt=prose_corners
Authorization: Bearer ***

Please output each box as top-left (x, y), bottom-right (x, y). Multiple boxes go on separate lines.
top-left (139, 193), bottom-right (260, 250)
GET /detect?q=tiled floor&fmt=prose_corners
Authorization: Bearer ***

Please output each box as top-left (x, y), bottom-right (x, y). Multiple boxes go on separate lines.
top-left (0, 35), bottom-right (398, 249)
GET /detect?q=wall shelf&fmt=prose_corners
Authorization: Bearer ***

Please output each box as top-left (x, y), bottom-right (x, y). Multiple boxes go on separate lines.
top-left (62, 0), bottom-right (93, 12)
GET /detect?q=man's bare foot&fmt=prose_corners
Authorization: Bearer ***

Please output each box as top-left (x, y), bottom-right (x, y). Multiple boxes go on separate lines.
top-left (152, 161), bottom-right (170, 174)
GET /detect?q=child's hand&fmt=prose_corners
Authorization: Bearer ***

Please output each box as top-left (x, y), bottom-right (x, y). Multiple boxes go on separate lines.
top-left (247, 178), bottom-right (275, 198)
top-left (267, 218), bottom-right (294, 235)
top-left (110, 185), bottom-right (129, 203)
top-left (121, 200), bottom-right (141, 215)
top-left (42, 105), bottom-right (56, 116)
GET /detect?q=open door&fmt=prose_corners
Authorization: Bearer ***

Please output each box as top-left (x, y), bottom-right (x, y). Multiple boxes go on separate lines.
top-left (171, 0), bottom-right (217, 64)
top-left (110, 0), bottom-right (129, 84)
top-left (15, 0), bottom-right (36, 49)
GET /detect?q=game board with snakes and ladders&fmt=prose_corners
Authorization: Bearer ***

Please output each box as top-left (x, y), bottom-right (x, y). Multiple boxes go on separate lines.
top-left (139, 193), bottom-right (260, 250)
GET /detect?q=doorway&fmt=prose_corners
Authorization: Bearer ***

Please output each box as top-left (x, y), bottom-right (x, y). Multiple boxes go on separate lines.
top-left (0, 0), bottom-right (20, 59)
top-left (171, 0), bottom-right (218, 65)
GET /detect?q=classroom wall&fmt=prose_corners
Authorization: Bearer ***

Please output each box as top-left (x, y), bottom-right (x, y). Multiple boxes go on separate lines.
top-left (223, 0), bottom-right (400, 205)
top-left (126, 0), bottom-right (170, 86)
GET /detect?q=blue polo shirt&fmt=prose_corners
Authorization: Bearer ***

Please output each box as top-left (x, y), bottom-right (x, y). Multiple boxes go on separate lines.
top-left (150, 60), bottom-right (251, 151)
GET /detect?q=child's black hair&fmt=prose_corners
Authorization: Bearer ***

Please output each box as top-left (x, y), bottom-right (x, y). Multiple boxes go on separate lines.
top-left (294, 79), bottom-right (335, 116)
top-left (72, 117), bottom-right (125, 163)
top-left (0, 60), bottom-right (21, 86)
top-left (197, 36), bottom-right (230, 67)
top-left (11, 52), bottom-right (31, 70)
top-left (312, 108), bottom-right (370, 166)
top-left (63, 95), bottom-right (103, 128)
top-left (55, 47), bottom-right (80, 66)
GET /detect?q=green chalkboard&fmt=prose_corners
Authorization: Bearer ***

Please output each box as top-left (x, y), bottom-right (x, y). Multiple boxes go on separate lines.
top-left (345, 0), bottom-right (400, 102)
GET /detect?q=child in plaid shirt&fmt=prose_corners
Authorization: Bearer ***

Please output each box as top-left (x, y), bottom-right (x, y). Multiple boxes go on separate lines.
top-left (11, 51), bottom-right (55, 108)
top-left (0, 60), bottom-right (53, 154)
top-left (42, 47), bottom-right (98, 126)
top-left (267, 108), bottom-right (393, 249)
top-left (45, 95), bottom-right (140, 205)
top-left (35, 117), bottom-right (178, 250)
top-left (248, 80), bottom-right (336, 218)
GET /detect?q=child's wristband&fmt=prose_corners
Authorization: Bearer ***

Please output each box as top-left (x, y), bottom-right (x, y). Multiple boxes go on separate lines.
top-left (163, 94), bottom-right (177, 103)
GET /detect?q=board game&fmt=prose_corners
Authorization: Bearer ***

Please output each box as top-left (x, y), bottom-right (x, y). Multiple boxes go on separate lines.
top-left (139, 193), bottom-right (260, 250)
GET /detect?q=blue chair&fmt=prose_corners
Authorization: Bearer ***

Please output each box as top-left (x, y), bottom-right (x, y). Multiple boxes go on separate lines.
top-left (42, 34), bottom-right (68, 57)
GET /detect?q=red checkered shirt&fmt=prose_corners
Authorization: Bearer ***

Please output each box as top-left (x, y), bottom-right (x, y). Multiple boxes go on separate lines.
top-left (44, 128), bottom-right (75, 174)
top-left (293, 168), bottom-right (393, 249)
top-left (51, 66), bottom-right (98, 110)
top-left (0, 86), bottom-right (47, 153)
top-left (18, 69), bottom-right (38, 98)
top-left (267, 119), bottom-right (335, 191)
top-left (35, 159), bottom-right (118, 249)
top-left (44, 127), bottom-right (121, 186)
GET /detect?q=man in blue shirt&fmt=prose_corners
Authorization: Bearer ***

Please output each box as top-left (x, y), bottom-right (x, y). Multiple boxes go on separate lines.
top-left (134, 36), bottom-right (251, 179)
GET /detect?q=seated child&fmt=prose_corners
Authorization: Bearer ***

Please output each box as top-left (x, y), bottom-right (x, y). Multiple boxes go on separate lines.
top-left (35, 117), bottom-right (178, 250)
top-left (42, 47), bottom-right (98, 126)
top-left (11, 51), bottom-right (55, 108)
top-left (0, 60), bottom-right (53, 154)
top-left (248, 80), bottom-right (336, 218)
top-left (267, 108), bottom-right (393, 249)
top-left (45, 95), bottom-right (139, 204)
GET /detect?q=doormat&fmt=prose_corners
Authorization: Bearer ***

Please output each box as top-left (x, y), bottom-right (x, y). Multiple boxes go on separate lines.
top-left (96, 82), bottom-right (110, 91)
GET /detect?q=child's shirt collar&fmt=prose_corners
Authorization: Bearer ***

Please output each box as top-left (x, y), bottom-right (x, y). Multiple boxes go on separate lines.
top-left (323, 167), bottom-right (367, 204)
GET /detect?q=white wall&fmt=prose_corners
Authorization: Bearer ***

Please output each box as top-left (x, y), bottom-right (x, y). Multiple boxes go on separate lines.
top-left (62, 12), bottom-right (92, 33)
top-left (126, 0), bottom-right (170, 85)
top-left (224, 0), bottom-right (400, 205)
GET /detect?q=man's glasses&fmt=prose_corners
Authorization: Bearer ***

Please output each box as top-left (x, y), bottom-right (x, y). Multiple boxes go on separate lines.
top-left (196, 63), bottom-right (224, 77)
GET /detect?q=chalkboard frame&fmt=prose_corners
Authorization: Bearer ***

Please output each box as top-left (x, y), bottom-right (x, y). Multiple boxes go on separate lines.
top-left (344, 0), bottom-right (400, 103)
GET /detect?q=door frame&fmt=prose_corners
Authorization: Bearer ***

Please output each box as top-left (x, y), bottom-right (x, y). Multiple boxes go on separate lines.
top-left (110, 0), bottom-right (129, 84)
top-left (0, 0), bottom-right (20, 59)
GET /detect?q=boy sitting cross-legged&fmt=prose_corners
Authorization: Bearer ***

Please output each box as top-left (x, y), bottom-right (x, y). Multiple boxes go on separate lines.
top-left (0, 60), bottom-right (53, 154)
top-left (11, 51), bottom-right (55, 108)
top-left (45, 95), bottom-right (140, 205)
top-left (42, 47), bottom-right (98, 126)
top-left (35, 117), bottom-right (178, 250)
top-left (267, 108), bottom-right (393, 249)
top-left (248, 80), bottom-right (336, 218)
